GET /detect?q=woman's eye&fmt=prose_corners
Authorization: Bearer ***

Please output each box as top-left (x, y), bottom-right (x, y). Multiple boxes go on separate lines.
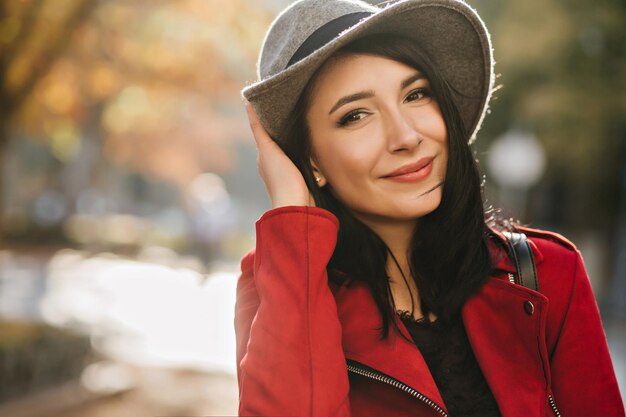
top-left (337, 109), bottom-right (368, 126)
top-left (405, 88), bottom-right (432, 103)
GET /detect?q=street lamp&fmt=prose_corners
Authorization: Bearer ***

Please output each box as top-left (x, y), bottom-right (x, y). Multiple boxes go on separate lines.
top-left (486, 128), bottom-right (546, 220)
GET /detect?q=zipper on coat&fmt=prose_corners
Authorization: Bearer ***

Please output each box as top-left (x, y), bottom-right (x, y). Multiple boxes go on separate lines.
top-left (346, 359), bottom-right (448, 417)
top-left (507, 272), bottom-right (516, 284)
top-left (548, 393), bottom-right (561, 416)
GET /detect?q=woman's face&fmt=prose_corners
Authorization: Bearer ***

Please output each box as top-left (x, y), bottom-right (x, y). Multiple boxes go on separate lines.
top-left (306, 53), bottom-right (448, 228)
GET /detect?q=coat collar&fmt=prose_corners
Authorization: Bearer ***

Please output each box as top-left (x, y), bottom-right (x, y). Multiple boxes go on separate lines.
top-left (488, 228), bottom-right (545, 273)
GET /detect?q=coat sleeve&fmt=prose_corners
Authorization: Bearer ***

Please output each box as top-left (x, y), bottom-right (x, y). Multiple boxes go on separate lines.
top-left (234, 206), bottom-right (351, 417)
top-left (549, 248), bottom-right (625, 416)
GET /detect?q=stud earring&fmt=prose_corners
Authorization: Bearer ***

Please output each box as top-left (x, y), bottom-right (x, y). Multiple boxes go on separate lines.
top-left (315, 177), bottom-right (321, 183)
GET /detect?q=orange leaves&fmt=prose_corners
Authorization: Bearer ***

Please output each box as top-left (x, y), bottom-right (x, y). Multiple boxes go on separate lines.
top-left (3, 0), bottom-right (274, 185)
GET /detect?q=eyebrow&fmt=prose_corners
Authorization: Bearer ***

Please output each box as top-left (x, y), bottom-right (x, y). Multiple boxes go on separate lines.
top-left (400, 72), bottom-right (426, 90)
top-left (328, 71), bottom-right (426, 115)
top-left (328, 91), bottom-right (374, 115)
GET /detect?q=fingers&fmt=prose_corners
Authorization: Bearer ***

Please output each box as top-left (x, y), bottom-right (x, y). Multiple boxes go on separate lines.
top-left (246, 102), bottom-right (275, 149)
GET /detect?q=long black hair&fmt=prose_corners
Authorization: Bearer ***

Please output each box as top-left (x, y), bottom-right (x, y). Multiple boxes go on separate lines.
top-left (281, 34), bottom-right (513, 339)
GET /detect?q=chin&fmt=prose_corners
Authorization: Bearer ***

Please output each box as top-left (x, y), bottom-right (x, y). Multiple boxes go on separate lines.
top-left (365, 193), bottom-right (443, 223)
top-left (399, 186), bottom-right (443, 217)
top-left (400, 202), bottom-right (441, 220)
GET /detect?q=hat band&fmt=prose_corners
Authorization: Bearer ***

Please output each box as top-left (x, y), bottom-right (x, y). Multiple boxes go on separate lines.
top-left (286, 11), bottom-right (373, 69)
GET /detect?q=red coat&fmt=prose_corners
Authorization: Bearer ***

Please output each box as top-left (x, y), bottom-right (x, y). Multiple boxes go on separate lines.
top-left (234, 206), bottom-right (624, 417)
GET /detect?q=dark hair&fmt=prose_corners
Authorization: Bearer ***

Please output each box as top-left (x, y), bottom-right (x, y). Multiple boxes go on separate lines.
top-left (281, 34), bottom-right (513, 339)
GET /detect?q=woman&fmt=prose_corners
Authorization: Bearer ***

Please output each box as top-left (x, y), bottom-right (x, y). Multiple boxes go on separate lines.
top-left (235, 1), bottom-right (624, 416)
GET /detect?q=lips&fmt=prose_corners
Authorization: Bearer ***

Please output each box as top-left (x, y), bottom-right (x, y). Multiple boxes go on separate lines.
top-left (382, 156), bottom-right (435, 182)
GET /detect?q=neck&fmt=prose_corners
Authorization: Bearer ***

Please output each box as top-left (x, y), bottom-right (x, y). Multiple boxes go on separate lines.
top-left (356, 215), bottom-right (417, 273)
top-left (358, 216), bottom-right (425, 317)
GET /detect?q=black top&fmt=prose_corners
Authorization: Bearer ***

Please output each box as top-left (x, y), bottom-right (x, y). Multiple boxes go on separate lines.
top-left (397, 311), bottom-right (502, 417)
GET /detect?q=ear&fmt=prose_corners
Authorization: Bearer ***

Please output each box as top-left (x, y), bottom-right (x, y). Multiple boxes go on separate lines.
top-left (309, 157), bottom-right (327, 187)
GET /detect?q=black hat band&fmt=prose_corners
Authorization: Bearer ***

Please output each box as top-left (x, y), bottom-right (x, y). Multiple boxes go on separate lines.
top-left (286, 12), bottom-right (373, 69)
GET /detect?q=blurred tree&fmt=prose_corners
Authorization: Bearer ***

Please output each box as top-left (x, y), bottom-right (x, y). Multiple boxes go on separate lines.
top-left (1, 0), bottom-right (273, 239)
top-left (0, 0), bottom-right (99, 236)
top-left (472, 0), bottom-right (626, 231)
top-left (0, 0), bottom-right (98, 130)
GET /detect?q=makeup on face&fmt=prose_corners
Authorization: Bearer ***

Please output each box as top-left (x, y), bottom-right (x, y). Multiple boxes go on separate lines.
top-left (306, 53), bottom-right (448, 228)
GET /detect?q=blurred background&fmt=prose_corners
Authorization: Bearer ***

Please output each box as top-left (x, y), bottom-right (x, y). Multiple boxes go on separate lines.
top-left (0, 0), bottom-right (623, 415)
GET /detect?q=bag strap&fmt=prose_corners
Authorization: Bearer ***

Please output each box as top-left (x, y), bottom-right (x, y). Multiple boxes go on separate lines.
top-left (502, 231), bottom-right (539, 292)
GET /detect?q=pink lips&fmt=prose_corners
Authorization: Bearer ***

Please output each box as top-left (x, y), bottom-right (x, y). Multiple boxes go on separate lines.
top-left (382, 156), bottom-right (435, 183)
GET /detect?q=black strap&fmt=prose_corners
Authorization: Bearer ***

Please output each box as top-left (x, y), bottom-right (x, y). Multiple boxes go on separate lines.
top-left (503, 231), bottom-right (539, 292)
top-left (286, 12), bottom-right (373, 68)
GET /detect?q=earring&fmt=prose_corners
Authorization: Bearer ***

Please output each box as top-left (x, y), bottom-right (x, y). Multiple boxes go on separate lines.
top-left (315, 177), bottom-right (321, 183)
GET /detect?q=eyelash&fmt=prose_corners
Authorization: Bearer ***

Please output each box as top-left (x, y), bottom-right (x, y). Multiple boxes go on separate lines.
top-left (336, 88), bottom-right (433, 127)
top-left (337, 109), bottom-right (369, 127)
top-left (405, 87), bottom-right (432, 102)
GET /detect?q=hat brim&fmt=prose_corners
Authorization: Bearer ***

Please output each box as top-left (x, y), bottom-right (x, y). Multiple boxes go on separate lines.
top-left (242, 0), bottom-right (494, 144)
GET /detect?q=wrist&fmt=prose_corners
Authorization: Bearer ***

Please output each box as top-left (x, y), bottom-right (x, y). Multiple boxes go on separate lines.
top-left (271, 193), bottom-right (315, 209)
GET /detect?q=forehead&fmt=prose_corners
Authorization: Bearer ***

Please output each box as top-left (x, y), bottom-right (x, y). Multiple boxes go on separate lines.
top-left (308, 53), bottom-right (421, 99)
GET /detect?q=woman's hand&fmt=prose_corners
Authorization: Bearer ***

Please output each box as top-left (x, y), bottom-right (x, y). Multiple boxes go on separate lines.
top-left (246, 103), bottom-right (315, 208)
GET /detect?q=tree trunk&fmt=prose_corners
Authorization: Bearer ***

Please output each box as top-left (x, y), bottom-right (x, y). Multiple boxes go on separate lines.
top-left (0, 123), bottom-right (8, 243)
top-left (0, 0), bottom-right (100, 244)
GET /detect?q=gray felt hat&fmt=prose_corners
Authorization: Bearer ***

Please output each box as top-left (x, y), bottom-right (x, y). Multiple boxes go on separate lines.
top-left (242, 0), bottom-right (494, 144)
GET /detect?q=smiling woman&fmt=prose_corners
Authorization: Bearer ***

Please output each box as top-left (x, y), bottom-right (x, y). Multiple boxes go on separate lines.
top-left (279, 34), bottom-right (485, 331)
top-left (235, 1), bottom-right (624, 417)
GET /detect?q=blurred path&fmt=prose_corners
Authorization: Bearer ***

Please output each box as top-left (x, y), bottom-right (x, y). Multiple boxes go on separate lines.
top-left (48, 367), bottom-right (238, 417)
top-left (0, 364), bottom-right (237, 417)
top-left (0, 246), bottom-right (240, 415)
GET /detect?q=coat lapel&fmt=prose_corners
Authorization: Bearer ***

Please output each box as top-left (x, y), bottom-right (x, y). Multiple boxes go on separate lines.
top-left (463, 236), bottom-right (551, 417)
top-left (333, 281), bottom-right (448, 414)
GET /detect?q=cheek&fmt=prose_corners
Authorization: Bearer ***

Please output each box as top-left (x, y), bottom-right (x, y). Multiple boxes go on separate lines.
top-left (314, 128), bottom-right (382, 182)
top-left (320, 146), bottom-right (374, 186)
top-left (315, 143), bottom-right (383, 209)
top-left (421, 106), bottom-right (447, 142)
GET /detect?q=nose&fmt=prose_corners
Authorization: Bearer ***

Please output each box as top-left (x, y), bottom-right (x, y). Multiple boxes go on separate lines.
top-left (384, 108), bottom-right (423, 153)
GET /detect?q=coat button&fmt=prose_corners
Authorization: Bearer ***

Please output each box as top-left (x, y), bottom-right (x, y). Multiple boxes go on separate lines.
top-left (524, 300), bottom-right (535, 315)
